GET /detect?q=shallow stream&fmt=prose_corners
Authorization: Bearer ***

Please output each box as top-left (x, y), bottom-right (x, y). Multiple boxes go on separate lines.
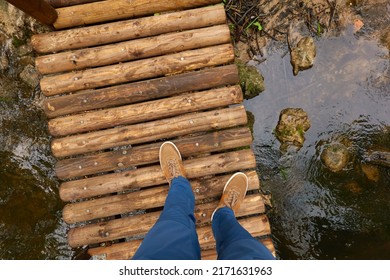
top-left (245, 25), bottom-right (390, 259)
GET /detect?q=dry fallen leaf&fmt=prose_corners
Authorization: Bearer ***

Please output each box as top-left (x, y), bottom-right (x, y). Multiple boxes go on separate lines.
top-left (354, 19), bottom-right (364, 32)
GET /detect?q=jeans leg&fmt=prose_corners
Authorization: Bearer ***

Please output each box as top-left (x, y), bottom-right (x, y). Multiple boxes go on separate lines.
top-left (132, 176), bottom-right (201, 260)
top-left (212, 207), bottom-right (275, 260)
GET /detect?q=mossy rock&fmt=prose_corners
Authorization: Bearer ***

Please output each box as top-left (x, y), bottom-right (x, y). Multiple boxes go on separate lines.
top-left (320, 142), bottom-right (349, 172)
top-left (246, 110), bottom-right (255, 137)
top-left (275, 108), bottom-right (311, 149)
top-left (12, 36), bottom-right (27, 48)
top-left (236, 60), bottom-right (265, 99)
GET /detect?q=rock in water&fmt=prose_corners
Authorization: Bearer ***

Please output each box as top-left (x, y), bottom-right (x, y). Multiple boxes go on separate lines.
top-left (361, 164), bottom-right (380, 182)
top-left (320, 142), bottom-right (349, 172)
top-left (275, 108), bottom-right (311, 150)
top-left (290, 37), bottom-right (316, 76)
top-left (236, 60), bottom-right (265, 99)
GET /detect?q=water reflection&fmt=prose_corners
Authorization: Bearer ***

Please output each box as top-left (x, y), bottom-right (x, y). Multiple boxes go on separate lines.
top-left (245, 26), bottom-right (390, 259)
top-left (0, 82), bottom-right (74, 259)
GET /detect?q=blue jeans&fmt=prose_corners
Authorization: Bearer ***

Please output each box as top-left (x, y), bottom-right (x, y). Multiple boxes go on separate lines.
top-left (132, 176), bottom-right (275, 260)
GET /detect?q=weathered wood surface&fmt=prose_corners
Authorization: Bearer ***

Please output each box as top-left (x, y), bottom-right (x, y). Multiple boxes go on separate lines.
top-left (48, 86), bottom-right (242, 137)
top-left (48, 0), bottom-right (101, 7)
top-left (201, 238), bottom-right (275, 260)
top-left (53, 0), bottom-right (222, 29)
top-left (36, 25), bottom-right (230, 74)
top-left (88, 237), bottom-right (275, 260)
top-left (43, 65), bottom-right (239, 118)
top-left (56, 127), bottom-right (252, 179)
top-left (32, 5), bottom-right (226, 53)
top-left (51, 106), bottom-right (247, 158)
top-left (30, 0), bottom-right (275, 258)
top-left (68, 194), bottom-right (265, 247)
top-left (87, 215), bottom-right (271, 259)
top-left (59, 149), bottom-right (256, 201)
top-left (63, 171), bottom-right (260, 224)
top-left (40, 44), bottom-right (234, 96)
top-left (5, 0), bottom-right (58, 25)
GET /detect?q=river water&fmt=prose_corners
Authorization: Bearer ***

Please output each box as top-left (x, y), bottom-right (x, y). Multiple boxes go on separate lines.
top-left (245, 25), bottom-right (390, 259)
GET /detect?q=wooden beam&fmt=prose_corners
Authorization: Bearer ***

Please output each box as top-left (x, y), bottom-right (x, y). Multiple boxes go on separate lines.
top-left (202, 238), bottom-right (275, 260)
top-left (43, 65), bottom-right (239, 119)
top-left (31, 5), bottom-right (226, 53)
top-left (63, 171), bottom-right (260, 224)
top-left (59, 149), bottom-right (256, 201)
top-left (40, 44), bottom-right (234, 96)
top-left (68, 194), bottom-right (265, 247)
top-left (36, 25), bottom-right (230, 74)
top-left (51, 105), bottom-right (247, 158)
top-left (55, 127), bottom-right (252, 179)
top-left (48, 86), bottom-right (242, 137)
top-left (5, 0), bottom-right (58, 25)
top-left (53, 0), bottom-right (222, 29)
top-left (48, 0), bottom-right (101, 8)
top-left (87, 215), bottom-right (271, 259)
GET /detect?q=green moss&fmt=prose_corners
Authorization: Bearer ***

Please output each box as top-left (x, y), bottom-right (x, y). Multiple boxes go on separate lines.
top-left (12, 36), bottom-right (26, 48)
top-left (246, 110), bottom-right (255, 137)
top-left (236, 60), bottom-right (265, 99)
top-left (0, 96), bottom-right (13, 103)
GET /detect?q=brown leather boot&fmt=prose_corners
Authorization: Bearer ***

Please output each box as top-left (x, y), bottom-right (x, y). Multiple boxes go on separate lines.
top-left (211, 172), bottom-right (248, 221)
top-left (159, 141), bottom-right (186, 184)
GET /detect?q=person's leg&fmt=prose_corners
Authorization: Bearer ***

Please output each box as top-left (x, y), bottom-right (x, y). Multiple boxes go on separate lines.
top-left (212, 207), bottom-right (275, 260)
top-left (211, 172), bottom-right (275, 260)
top-left (132, 141), bottom-right (200, 260)
top-left (132, 176), bottom-right (200, 260)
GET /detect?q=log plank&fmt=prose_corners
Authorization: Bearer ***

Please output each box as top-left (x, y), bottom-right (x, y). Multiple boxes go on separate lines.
top-left (68, 194), bottom-right (265, 247)
top-left (55, 127), bottom-right (252, 179)
top-left (48, 0), bottom-right (101, 8)
top-left (201, 238), bottom-right (275, 260)
top-left (5, 0), bottom-right (58, 25)
top-left (51, 105), bottom-right (247, 158)
top-left (53, 0), bottom-right (222, 29)
top-left (59, 149), bottom-right (256, 201)
top-left (48, 86), bottom-right (242, 137)
top-left (40, 44), bottom-right (234, 96)
top-left (43, 65), bottom-right (239, 119)
top-left (32, 5), bottom-right (226, 53)
top-left (87, 215), bottom-right (271, 259)
top-left (36, 25), bottom-right (230, 74)
top-left (63, 170), bottom-right (260, 224)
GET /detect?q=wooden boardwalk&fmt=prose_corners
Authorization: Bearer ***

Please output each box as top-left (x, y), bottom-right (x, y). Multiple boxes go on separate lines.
top-left (30, 0), bottom-right (275, 259)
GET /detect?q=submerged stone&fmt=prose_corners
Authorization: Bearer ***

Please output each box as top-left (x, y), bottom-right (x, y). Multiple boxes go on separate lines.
top-left (361, 164), bottom-right (380, 182)
top-left (320, 142), bottom-right (349, 172)
top-left (236, 60), bottom-right (265, 99)
top-left (275, 108), bottom-right (311, 150)
top-left (343, 181), bottom-right (363, 194)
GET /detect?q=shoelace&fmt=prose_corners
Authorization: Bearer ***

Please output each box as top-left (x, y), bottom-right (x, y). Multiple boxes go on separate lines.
top-left (224, 189), bottom-right (240, 208)
top-left (167, 159), bottom-right (181, 178)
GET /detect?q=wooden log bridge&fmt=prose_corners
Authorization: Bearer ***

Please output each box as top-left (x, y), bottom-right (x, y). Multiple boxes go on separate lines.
top-left (26, 0), bottom-right (275, 259)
